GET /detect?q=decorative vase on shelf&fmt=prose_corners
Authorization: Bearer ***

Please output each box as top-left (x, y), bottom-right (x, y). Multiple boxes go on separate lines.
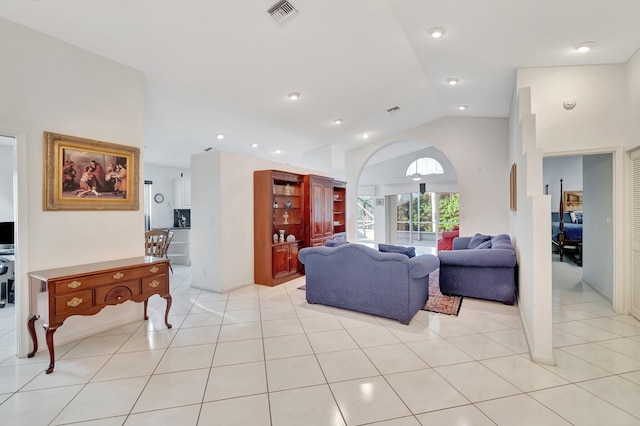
top-left (285, 184), bottom-right (291, 195)
top-left (285, 200), bottom-right (292, 208)
top-left (279, 230), bottom-right (285, 242)
top-left (273, 234), bottom-right (279, 243)
top-left (273, 201), bottom-right (278, 208)
top-left (283, 211), bottom-right (289, 224)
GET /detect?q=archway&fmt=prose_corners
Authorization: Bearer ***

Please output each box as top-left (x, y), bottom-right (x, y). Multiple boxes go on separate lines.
top-left (354, 140), bottom-right (459, 253)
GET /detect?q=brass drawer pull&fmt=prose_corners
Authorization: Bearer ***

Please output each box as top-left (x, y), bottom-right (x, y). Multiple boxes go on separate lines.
top-left (68, 281), bottom-right (82, 289)
top-left (67, 297), bottom-right (83, 307)
top-left (150, 266), bottom-right (159, 273)
top-left (113, 272), bottom-right (125, 279)
top-left (149, 280), bottom-right (160, 288)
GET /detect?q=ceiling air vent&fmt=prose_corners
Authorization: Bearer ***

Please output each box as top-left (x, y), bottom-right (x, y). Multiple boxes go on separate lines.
top-left (387, 106), bottom-right (401, 114)
top-left (267, 0), bottom-right (299, 26)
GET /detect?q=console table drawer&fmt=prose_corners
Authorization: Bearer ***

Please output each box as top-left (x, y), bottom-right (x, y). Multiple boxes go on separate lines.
top-left (54, 265), bottom-right (167, 295)
top-left (95, 280), bottom-right (141, 305)
top-left (55, 290), bottom-right (93, 316)
top-left (141, 274), bottom-right (168, 294)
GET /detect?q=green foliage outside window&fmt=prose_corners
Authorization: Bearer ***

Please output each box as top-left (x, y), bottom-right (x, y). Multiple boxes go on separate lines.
top-left (439, 193), bottom-right (460, 231)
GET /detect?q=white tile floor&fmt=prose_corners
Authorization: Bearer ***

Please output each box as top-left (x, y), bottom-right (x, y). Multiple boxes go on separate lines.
top-left (0, 257), bottom-right (639, 425)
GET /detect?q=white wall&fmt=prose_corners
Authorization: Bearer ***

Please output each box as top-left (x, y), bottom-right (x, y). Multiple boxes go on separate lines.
top-left (190, 150), bottom-right (331, 293)
top-left (582, 154), bottom-right (614, 301)
top-left (509, 86), bottom-right (554, 364)
top-left (0, 18), bottom-right (145, 355)
top-left (518, 65), bottom-right (628, 150)
top-left (0, 143), bottom-right (13, 221)
top-left (345, 117), bottom-right (509, 242)
top-left (543, 156), bottom-right (583, 211)
top-left (144, 164), bottom-right (190, 229)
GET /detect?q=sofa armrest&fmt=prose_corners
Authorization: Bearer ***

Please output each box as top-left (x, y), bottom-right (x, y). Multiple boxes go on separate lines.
top-left (453, 237), bottom-right (472, 250)
top-left (438, 248), bottom-right (517, 268)
top-left (408, 254), bottom-right (440, 279)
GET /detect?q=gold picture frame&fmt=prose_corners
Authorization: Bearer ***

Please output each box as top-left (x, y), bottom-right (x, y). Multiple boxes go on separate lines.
top-left (44, 131), bottom-right (140, 211)
top-left (563, 190), bottom-right (583, 212)
top-left (509, 163), bottom-right (517, 211)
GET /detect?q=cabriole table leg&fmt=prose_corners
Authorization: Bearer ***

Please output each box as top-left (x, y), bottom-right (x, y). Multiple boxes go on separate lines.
top-left (27, 315), bottom-right (39, 358)
top-left (162, 293), bottom-right (172, 329)
top-left (44, 325), bottom-right (58, 374)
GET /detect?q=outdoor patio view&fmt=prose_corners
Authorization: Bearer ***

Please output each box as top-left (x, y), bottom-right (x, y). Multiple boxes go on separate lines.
top-left (356, 192), bottom-right (459, 252)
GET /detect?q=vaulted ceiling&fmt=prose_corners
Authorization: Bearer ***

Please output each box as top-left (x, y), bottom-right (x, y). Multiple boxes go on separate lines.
top-left (2, 0), bottom-right (639, 169)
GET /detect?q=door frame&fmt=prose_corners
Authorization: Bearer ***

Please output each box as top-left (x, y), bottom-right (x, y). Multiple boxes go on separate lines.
top-left (0, 127), bottom-right (30, 357)
top-left (544, 146), bottom-right (625, 313)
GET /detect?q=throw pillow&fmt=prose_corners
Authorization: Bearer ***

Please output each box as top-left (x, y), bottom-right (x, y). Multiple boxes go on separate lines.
top-left (468, 233), bottom-right (491, 249)
top-left (378, 244), bottom-right (416, 258)
top-left (474, 240), bottom-right (492, 249)
top-left (326, 240), bottom-right (348, 247)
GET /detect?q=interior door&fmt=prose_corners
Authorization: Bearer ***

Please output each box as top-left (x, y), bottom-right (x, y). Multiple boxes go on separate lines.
top-left (631, 150), bottom-right (640, 320)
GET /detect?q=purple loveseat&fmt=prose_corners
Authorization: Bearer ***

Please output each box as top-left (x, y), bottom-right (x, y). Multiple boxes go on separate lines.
top-left (298, 244), bottom-right (439, 324)
top-left (437, 234), bottom-right (517, 305)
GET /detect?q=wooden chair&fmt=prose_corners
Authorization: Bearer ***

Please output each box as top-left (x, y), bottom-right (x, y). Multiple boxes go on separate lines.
top-left (145, 229), bottom-right (170, 258)
top-left (165, 231), bottom-right (174, 273)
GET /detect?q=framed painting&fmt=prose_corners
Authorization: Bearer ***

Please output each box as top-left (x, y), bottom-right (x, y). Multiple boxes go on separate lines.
top-left (43, 132), bottom-right (140, 210)
top-left (563, 190), bottom-right (583, 212)
top-left (509, 163), bottom-right (517, 211)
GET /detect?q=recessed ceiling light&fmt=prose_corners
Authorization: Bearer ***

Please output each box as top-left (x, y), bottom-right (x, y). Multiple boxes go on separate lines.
top-left (428, 27), bottom-right (446, 39)
top-left (457, 105), bottom-right (467, 111)
top-left (287, 92), bottom-right (300, 101)
top-left (332, 118), bottom-right (343, 125)
top-left (251, 143), bottom-right (259, 148)
top-left (446, 78), bottom-right (459, 86)
top-left (275, 149), bottom-right (282, 154)
top-left (216, 133), bottom-right (225, 140)
top-left (362, 133), bottom-right (369, 139)
top-left (576, 42), bottom-right (594, 53)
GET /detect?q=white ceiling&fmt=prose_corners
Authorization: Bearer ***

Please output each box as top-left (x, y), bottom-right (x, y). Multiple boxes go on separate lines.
top-left (2, 0), bottom-right (640, 169)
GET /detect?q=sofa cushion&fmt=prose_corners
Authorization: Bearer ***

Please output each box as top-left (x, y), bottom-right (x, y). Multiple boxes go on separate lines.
top-left (326, 239), bottom-right (348, 247)
top-left (468, 233), bottom-right (491, 249)
top-left (491, 234), bottom-right (514, 251)
top-left (474, 240), bottom-right (492, 249)
top-left (378, 244), bottom-right (416, 258)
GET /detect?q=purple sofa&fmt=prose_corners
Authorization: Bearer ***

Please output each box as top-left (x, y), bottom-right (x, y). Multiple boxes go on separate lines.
top-left (298, 244), bottom-right (439, 324)
top-left (437, 234), bottom-right (517, 304)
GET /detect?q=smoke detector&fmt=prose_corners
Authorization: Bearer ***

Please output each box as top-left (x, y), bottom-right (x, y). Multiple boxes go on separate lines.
top-left (267, 0), bottom-right (299, 26)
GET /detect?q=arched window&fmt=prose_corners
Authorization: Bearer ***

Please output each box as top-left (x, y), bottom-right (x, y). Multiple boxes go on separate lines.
top-left (405, 157), bottom-right (444, 178)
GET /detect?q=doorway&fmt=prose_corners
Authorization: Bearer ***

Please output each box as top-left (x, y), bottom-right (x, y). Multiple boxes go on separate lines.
top-left (0, 135), bottom-right (16, 361)
top-left (544, 153), bottom-right (616, 332)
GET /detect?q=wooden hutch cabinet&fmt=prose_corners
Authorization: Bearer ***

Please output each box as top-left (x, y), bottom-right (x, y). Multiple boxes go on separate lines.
top-left (254, 170), bottom-right (305, 286)
top-left (254, 170), bottom-right (347, 286)
top-left (304, 175), bottom-right (335, 247)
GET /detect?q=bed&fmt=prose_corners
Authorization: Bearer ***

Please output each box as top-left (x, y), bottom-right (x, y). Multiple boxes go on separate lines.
top-left (551, 179), bottom-right (583, 266)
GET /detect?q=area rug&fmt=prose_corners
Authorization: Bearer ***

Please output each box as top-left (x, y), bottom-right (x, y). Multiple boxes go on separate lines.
top-left (299, 270), bottom-right (461, 316)
top-left (422, 270), bottom-right (463, 316)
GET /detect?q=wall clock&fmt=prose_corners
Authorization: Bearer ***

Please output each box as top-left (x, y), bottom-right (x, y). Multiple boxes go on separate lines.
top-left (154, 193), bottom-right (164, 203)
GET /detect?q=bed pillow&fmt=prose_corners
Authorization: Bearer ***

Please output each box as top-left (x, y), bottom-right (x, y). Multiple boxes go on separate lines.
top-left (468, 233), bottom-right (491, 249)
top-left (474, 240), bottom-right (492, 249)
top-left (574, 211), bottom-right (583, 224)
top-left (378, 244), bottom-right (416, 258)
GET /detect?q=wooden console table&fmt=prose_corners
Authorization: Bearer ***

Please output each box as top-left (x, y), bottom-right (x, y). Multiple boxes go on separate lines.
top-left (27, 256), bottom-right (172, 374)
